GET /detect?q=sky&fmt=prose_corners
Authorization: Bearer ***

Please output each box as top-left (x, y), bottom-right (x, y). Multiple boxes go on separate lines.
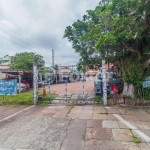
top-left (0, 0), bottom-right (100, 67)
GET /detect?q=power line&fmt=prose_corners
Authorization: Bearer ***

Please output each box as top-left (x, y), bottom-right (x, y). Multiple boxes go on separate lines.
top-left (0, 35), bottom-right (31, 50)
top-left (0, 22), bottom-right (43, 50)
top-left (0, 14), bottom-right (47, 50)
top-left (0, 28), bottom-right (39, 50)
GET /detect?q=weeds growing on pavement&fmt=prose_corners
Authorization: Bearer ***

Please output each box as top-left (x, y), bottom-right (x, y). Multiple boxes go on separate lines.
top-left (67, 105), bottom-right (74, 114)
top-left (129, 128), bottom-right (140, 143)
top-left (144, 109), bottom-right (150, 114)
top-left (94, 95), bottom-right (103, 104)
top-left (132, 135), bottom-right (140, 143)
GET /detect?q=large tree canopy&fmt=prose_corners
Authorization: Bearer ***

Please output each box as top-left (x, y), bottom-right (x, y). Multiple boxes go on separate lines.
top-left (10, 52), bottom-right (45, 70)
top-left (64, 0), bottom-right (150, 98)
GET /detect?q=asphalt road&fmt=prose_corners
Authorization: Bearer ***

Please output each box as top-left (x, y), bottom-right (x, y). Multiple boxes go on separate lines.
top-left (0, 105), bottom-right (70, 150)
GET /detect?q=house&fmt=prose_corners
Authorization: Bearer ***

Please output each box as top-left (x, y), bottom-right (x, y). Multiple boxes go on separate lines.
top-left (0, 55), bottom-right (13, 70)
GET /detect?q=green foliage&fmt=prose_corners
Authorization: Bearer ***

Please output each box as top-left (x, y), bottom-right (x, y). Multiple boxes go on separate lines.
top-left (10, 52), bottom-right (45, 70)
top-left (64, 0), bottom-right (150, 98)
top-left (0, 90), bottom-right (57, 105)
top-left (136, 87), bottom-right (150, 100)
top-left (94, 95), bottom-right (103, 104)
top-left (132, 135), bottom-right (140, 143)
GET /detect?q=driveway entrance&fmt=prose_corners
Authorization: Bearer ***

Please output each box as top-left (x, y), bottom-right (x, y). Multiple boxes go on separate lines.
top-left (47, 81), bottom-right (96, 104)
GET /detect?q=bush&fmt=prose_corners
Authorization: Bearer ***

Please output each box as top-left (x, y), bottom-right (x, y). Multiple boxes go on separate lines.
top-left (136, 86), bottom-right (150, 100)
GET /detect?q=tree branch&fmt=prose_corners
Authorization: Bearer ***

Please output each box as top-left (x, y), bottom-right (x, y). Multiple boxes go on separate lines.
top-left (122, 42), bottom-right (141, 59)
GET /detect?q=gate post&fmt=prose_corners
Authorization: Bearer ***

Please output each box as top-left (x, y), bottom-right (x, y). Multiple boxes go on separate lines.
top-left (33, 60), bottom-right (38, 105)
top-left (102, 58), bottom-right (107, 105)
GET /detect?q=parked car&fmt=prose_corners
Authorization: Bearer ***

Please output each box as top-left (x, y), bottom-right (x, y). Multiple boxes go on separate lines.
top-left (94, 72), bottom-right (124, 95)
top-left (79, 75), bottom-right (86, 81)
top-left (21, 81), bottom-right (30, 89)
top-left (17, 83), bottom-right (26, 93)
top-left (38, 81), bottom-right (43, 87)
top-left (22, 78), bottom-right (33, 88)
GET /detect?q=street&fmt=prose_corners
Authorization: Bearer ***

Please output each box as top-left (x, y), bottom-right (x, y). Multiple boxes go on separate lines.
top-left (0, 104), bottom-right (150, 150)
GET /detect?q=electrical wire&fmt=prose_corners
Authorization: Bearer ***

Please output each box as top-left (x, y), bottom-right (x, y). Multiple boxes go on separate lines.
top-left (0, 14), bottom-right (40, 42)
top-left (0, 22), bottom-right (43, 49)
top-left (0, 35), bottom-right (31, 50)
top-left (0, 28), bottom-right (39, 50)
top-left (0, 14), bottom-right (49, 50)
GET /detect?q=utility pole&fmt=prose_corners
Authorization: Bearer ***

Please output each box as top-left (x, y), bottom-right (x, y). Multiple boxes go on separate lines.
top-left (33, 60), bottom-right (38, 105)
top-left (102, 0), bottom-right (107, 105)
top-left (52, 49), bottom-right (54, 68)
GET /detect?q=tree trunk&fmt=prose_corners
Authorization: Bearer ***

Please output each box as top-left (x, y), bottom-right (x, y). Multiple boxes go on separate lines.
top-left (122, 82), bottom-right (135, 99)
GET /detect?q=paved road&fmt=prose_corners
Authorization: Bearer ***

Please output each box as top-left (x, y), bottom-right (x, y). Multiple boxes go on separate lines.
top-left (0, 105), bottom-right (150, 150)
top-left (49, 81), bottom-right (94, 95)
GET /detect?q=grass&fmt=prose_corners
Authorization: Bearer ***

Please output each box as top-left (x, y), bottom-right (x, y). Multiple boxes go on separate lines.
top-left (67, 105), bottom-right (74, 114)
top-left (0, 89), bottom-right (57, 105)
top-left (98, 112), bottom-right (108, 115)
top-left (129, 128), bottom-right (140, 143)
top-left (144, 109), bottom-right (150, 114)
top-left (94, 95), bottom-right (103, 104)
top-left (132, 135), bottom-right (140, 143)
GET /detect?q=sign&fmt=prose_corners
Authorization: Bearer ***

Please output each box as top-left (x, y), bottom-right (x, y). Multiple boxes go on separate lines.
top-left (143, 80), bottom-right (150, 88)
top-left (0, 79), bottom-right (17, 95)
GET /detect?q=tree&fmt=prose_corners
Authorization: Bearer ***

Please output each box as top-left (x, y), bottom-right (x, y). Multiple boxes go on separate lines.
top-left (10, 52), bottom-right (45, 70)
top-left (64, 0), bottom-right (150, 98)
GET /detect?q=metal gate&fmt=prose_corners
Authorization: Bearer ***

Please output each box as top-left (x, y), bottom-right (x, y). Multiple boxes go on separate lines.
top-left (33, 63), bottom-right (107, 105)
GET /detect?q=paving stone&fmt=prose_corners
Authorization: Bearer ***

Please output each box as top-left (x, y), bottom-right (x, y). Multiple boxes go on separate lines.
top-left (100, 141), bottom-right (127, 150)
top-left (118, 108), bottom-right (127, 115)
top-left (82, 110), bottom-right (93, 114)
top-left (0, 148), bottom-right (12, 150)
top-left (52, 112), bottom-right (67, 118)
top-left (70, 109), bottom-right (82, 113)
top-left (15, 149), bottom-right (34, 150)
top-left (112, 129), bottom-right (133, 142)
top-left (139, 143), bottom-right (150, 150)
top-left (125, 109), bottom-right (135, 115)
top-left (122, 142), bottom-right (139, 149)
top-left (47, 106), bottom-right (66, 109)
top-left (85, 132), bottom-right (93, 141)
top-left (102, 120), bottom-right (119, 129)
top-left (79, 114), bottom-right (93, 120)
top-left (41, 113), bottom-right (55, 117)
top-left (84, 145), bottom-right (100, 150)
top-left (86, 120), bottom-right (102, 128)
top-left (60, 120), bottom-right (86, 150)
top-left (93, 108), bottom-right (106, 114)
top-left (93, 114), bottom-right (107, 120)
top-left (118, 121), bottom-right (129, 129)
top-left (92, 128), bottom-right (112, 140)
top-left (128, 147), bottom-right (140, 150)
top-left (106, 107), bottom-right (120, 114)
top-left (131, 130), bottom-right (145, 142)
top-left (135, 121), bottom-right (150, 130)
top-left (73, 106), bottom-right (83, 110)
top-left (83, 106), bottom-right (94, 110)
top-left (84, 139), bottom-right (95, 146)
top-left (67, 113), bottom-right (80, 119)
top-left (121, 115), bottom-right (141, 121)
top-left (140, 129), bottom-right (150, 137)
top-left (107, 114), bottom-right (119, 120)
top-left (137, 115), bottom-right (150, 121)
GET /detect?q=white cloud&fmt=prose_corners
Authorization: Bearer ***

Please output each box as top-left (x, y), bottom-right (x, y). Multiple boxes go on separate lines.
top-left (0, 0), bottom-right (100, 66)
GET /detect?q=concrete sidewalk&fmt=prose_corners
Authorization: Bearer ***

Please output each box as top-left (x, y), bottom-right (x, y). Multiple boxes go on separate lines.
top-left (0, 105), bottom-right (150, 150)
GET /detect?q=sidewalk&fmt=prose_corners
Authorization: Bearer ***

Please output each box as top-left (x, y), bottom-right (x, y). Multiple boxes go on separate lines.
top-left (0, 105), bottom-right (150, 150)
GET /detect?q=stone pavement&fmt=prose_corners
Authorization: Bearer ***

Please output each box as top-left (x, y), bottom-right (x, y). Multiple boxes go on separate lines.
top-left (0, 105), bottom-right (150, 150)
top-left (53, 92), bottom-right (96, 104)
